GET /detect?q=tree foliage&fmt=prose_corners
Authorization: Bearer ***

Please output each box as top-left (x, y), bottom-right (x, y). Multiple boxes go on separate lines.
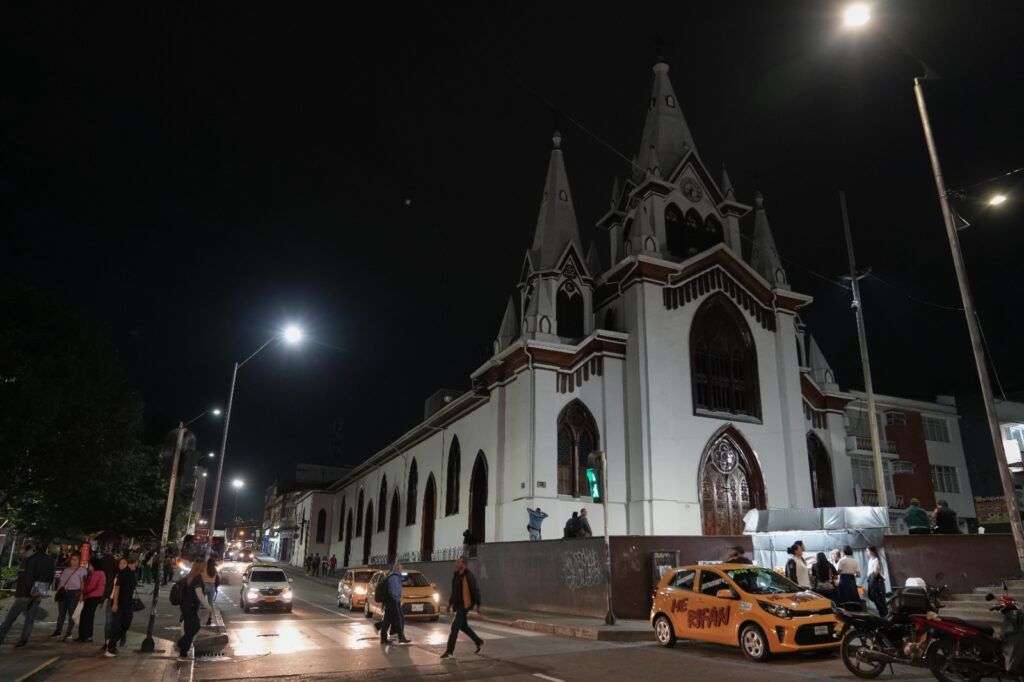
top-left (0, 282), bottom-right (166, 539)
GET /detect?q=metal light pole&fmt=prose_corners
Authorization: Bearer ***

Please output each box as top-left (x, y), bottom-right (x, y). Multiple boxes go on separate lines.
top-left (589, 450), bottom-right (615, 625)
top-left (839, 191), bottom-right (888, 509)
top-left (913, 79), bottom-right (1024, 568)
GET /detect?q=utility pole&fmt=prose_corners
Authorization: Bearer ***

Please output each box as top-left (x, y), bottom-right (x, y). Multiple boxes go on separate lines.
top-left (141, 422), bottom-right (185, 653)
top-left (839, 191), bottom-right (888, 509)
top-left (589, 450), bottom-right (615, 625)
top-left (914, 78), bottom-right (1024, 569)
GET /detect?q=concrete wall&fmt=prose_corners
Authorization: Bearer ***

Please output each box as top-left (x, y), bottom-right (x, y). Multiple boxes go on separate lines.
top-left (885, 534), bottom-right (1018, 594)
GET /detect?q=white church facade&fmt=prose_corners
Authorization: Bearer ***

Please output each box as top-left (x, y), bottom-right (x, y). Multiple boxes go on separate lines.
top-left (307, 61), bottom-right (976, 569)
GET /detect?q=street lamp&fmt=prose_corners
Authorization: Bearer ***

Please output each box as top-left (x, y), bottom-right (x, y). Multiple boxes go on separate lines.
top-left (233, 478), bottom-right (245, 521)
top-left (841, 6), bottom-right (1024, 568)
top-left (208, 325), bottom-right (304, 541)
top-left (989, 194), bottom-right (1007, 207)
top-left (842, 3), bottom-right (871, 28)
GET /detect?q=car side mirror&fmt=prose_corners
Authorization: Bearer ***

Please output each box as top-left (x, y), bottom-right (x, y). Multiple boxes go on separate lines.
top-left (716, 589), bottom-right (737, 600)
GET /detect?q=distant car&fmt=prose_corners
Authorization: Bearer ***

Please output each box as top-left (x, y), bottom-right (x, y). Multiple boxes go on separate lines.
top-left (240, 563), bottom-right (293, 613)
top-left (337, 568), bottom-right (376, 611)
top-left (236, 548), bottom-right (254, 563)
top-left (650, 563), bottom-right (840, 661)
top-left (364, 570), bottom-right (440, 622)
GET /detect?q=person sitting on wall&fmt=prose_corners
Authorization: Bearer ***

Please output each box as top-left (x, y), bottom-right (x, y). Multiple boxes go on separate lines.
top-left (904, 498), bottom-right (932, 534)
top-left (577, 509), bottom-right (593, 538)
top-left (933, 500), bottom-right (960, 534)
top-left (563, 512), bottom-right (580, 539)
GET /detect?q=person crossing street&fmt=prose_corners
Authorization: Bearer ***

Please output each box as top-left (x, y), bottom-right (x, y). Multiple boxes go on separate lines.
top-left (441, 556), bottom-right (483, 659)
top-left (378, 562), bottom-right (410, 644)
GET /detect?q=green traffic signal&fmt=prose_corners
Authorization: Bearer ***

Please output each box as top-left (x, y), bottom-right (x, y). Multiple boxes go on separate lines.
top-left (586, 467), bottom-right (601, 500)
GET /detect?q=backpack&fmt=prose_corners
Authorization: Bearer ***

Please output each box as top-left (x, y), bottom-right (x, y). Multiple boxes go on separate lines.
top-left (374, 575), bottom-right (389, 602)
top-left (169, 579), bottom-right (183, 606)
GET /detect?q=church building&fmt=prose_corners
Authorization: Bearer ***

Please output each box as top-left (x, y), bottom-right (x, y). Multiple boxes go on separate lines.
top-left (309, 61), bottom-right (976, 568)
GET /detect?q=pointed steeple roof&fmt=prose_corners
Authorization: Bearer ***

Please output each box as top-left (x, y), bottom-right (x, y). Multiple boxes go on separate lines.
top-left (495, 296), bottom-right (519, 351)
top-left (531, 131), bottom-right (583, 270)
top-left (721, 163), bottom-right (735, 200)
top-left (585, 242), bottom-right (602, 277)
top-left (635, 61), bottom-right (697, 182)
top-left (749, 192), bottom-right (790, 290)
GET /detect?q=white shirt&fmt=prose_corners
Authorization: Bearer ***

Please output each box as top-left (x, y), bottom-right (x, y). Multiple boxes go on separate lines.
top-left (793, 556), bottom-right (810, 588)
top-left (837, 556), bottom-right (859, 575)
top-left (867, 555), bottom-right (884, 580)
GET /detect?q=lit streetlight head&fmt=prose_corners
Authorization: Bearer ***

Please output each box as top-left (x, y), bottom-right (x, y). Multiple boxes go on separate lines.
top-left (212, 408), bottom-right (222, 416)
top-left (232, 479), bottom-right (244, 489)
top-left (283, 325), bottom-right (303, 345)
top-left (208, 452), bottom-right (216, 458)
top-left (843, 3), bottom-right (871, 28)
top-left (989, 194), bottom-right (1007, 206)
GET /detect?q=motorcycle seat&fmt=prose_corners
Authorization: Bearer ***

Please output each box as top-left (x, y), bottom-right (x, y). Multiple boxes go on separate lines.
top-left (940, 616), bottom-right (995, 636)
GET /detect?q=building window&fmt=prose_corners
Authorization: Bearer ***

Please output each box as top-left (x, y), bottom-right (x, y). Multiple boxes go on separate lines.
top-left (885, 411), bottom-right (907, 426)
top-left (923, 416), bottom-right (951, 442)
top-left (446, 436), bottom-right (461, 516)
top-left (556, 281), bottom-right (584, 339)
top-left (931, 465), bottom-right (960, 494)
top-left (406, 459), bottom-right (418, 526)
top-left (556, 400), bottom-right (600, 498)
top-left (377, 476), bottom-right (388, 532)
top-left (355, 489), bottom-right (364, 537)
top-left (316, 508), bottom-right (327, 544)
top-left (338, 496), bottom-right (346, 542)
top-left (851, 456), bottom-right (894, 496)
top-left (665, 203), bottom-right (686, 258)
top-left (847, 409), bottom-right (883, 437)
top-left (691, 294), bottom-right (761, 420)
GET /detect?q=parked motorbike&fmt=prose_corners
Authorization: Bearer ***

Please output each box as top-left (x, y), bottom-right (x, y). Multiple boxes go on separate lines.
top-left (924, 590), bottom-right (1024, 682)
top-left (836, 580), bottom-right (948, 679)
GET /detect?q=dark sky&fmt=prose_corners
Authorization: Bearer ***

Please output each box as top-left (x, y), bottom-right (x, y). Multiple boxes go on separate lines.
top-left (6, 2), bottom-right (1023, 524)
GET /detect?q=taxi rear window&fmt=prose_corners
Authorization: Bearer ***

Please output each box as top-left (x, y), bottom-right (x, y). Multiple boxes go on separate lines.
top-left (669, 569), bottom-right (696, 590)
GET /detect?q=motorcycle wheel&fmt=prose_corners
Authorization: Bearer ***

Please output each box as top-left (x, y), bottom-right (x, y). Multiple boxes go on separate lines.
top-left (928, 639), bottom-right (981, 682)
top-left (841, 629), bottom-right (887, 679)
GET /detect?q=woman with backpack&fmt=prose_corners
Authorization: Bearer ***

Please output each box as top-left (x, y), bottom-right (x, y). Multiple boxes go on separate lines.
top-left (866, 546), bottom-right (888, 616)
top-left (175, 561), bottom-right (211, 660)
top-left (201, 558), bottom-right (219, 626)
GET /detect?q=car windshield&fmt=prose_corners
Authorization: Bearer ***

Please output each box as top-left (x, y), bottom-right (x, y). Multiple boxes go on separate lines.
top-left (400, 573), bottom-right (430, 587)
top-left (250, 570), bottom-right (287, 583)
top-left (725, 567), bottom-right (801, 595)
top-left (354, 571), bottom-right (375, 583)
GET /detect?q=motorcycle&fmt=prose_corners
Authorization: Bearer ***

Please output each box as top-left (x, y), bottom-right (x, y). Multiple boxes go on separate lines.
top-left (924, 588), bottom-right (1024, 682)
top-left (835, 580), bottom-right (949, 679)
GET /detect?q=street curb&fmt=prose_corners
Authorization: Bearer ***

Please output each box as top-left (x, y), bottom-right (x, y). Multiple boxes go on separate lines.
top-left (471, 612), bottom-right (654, 642)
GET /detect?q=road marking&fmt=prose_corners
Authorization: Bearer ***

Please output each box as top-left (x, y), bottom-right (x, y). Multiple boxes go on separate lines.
top-left (472, 621), bottom-right (543, 637)
top-left (15, 655), bottom-right (59, 682)
top-left (533, 675), bottom-right (564, 682)
top-left (295, 597), bottom-right (355, 620)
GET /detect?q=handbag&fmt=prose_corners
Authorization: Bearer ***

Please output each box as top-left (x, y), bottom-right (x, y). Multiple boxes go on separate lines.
top-left (55, 587), bottom-right (66, 602)
top-left (132, 597), bottom-right (146, 612)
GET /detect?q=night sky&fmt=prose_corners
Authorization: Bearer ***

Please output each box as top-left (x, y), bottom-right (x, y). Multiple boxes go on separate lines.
top-left (6, 2), bottom-right (1023, 524)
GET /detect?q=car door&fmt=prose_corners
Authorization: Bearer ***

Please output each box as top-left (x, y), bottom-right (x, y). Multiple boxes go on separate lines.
top-left (693, 568), bottom-right (739, 645)
top-left (367, 573), bottom-right (381, 614)
top-left (663, 568), bottom-right (697, 640)
top-left (342, 571), bottom-right (352, 604)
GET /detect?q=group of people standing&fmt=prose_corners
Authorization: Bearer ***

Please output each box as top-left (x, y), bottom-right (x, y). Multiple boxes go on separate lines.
top-left (784, 541), bottom-right (889, 616)
top-left (303, 552), bottom-right (337, 577)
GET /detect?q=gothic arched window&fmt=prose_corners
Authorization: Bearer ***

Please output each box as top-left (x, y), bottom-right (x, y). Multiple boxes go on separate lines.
top-left (665, 203), bottom-right (686, 258)
top-left (338, 496), bottom-right (346, 542)
top-left (704, 215), bottom-right (724, 247)
top-left (684, 209), bottom-right (703, 256)
top-left (445, 436), bottom-right (461, 516)
top-left (556, 281), bottom-right (584, 339)
top-left (690, 294), bottom-right (761, 420)
top-left (556, 400), bottom-right (600, 498)
top-left (406, 459), bottom-right (418, 526)
top-left (377, 476), bottom-right (388, 532)
top-left (316, 508), bottom-right (327, 544)
top-left (355, 489), bottom-right (364, 537)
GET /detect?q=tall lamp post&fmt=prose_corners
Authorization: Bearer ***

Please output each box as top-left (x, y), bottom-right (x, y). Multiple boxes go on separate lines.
top-left (208, 325), bottom-right (303, 546)
top-left (140, 407), bottom-right (221, 654)
top-left (843, 4), bottom-right (1024, 567)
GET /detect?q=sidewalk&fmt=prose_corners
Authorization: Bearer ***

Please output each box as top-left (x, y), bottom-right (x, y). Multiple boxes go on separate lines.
top-left (271, 560), bottom-right (653, 642)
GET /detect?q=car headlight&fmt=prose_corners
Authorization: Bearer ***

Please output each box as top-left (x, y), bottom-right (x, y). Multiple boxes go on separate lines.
top-left (282, 588), bottom-right (293, 601)
top-left (432, 592), bottom-right (440, 603)
top-left (247, 590), bottom-right (261, 600)
top-left (354, 586), bottom-right (367, 595)
top-left (758, 601), bottom-right (793, 619)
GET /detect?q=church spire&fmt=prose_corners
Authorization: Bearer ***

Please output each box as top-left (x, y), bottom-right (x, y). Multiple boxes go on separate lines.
top-left (531, 131), bottom-right (583, 270)
top-left (494, 296), bottom-right (519, 352)
top-left (721, 163), bottom-right (735, 200)
top-left (635, 60), bottom-right (697, 182)
top-left (749, 192), bottom-right (790, 290)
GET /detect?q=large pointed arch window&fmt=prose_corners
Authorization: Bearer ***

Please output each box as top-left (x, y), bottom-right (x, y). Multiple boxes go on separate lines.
top-left (355, 489), bottom-right (364, 537)
top-left (406, 459), bottom-right (418, 526)
top-left (556, 400), bottom-right (600, 497)
top-left (690, 294), bottom-right (761, 420)
top-left (338, 496), bottom-right (346, 542)
top-left (377, 476), bottom-right (388, 532)
top-left (445, 436), bottom-right (461, 516)
top-left (665, 203), bottom-right (686, 258)
top-left (556, 281), bottom-right (584, 339)
top-left (316, 508), bottom-right (327, 543)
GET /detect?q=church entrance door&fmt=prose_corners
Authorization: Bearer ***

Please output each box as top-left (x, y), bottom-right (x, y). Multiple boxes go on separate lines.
top-left (699, 427), bottom-right (767, 535)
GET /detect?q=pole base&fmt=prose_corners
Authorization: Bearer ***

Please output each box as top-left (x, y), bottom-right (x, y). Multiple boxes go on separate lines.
top-left (605, 611), bottom-right (616, 626)
top-left (139, 636), bottom-right (156, 653)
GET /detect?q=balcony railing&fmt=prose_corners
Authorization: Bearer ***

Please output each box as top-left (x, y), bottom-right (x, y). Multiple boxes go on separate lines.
top-left (856, 487), bottom-right (904, 509)
top-left (846, 435), bottom-right (899, 456)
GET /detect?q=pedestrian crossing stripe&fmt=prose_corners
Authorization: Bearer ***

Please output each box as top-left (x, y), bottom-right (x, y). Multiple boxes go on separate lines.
top-left (470, 621), bottom-right (543, 637)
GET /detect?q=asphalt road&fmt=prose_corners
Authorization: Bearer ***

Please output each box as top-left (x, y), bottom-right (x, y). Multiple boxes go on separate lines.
top-left (197, 562), bottom-right (938, 681)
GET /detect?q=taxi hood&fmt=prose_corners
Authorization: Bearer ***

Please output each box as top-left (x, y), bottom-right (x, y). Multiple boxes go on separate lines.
top-left (761, 591), bottom-right (832, 609)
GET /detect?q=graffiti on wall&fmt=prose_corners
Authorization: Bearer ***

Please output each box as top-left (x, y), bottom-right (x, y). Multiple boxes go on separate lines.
top-left (561, 547), bottom-right (603, 590)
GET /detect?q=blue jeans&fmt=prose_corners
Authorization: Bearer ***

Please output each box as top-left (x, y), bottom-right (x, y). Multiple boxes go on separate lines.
top-left (55, 589), bottom-right (81, 637)
top-left (0, 596), bottom-right (42, 645)
top-left (528, 527), bottom-right (541, 541)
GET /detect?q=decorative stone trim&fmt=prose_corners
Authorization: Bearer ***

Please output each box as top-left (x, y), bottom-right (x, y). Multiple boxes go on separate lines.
top-left (663, 266), bottom-right (777, 332)
top-left (556, 356), bottom-right (604, 394)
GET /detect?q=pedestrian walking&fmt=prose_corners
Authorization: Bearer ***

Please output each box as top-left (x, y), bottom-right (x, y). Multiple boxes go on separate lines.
top-left (724, 546), bottom-right (753, 565)
top-left (866, 546), bottom-right (888, 617)
top-left (933, 500), bottom-right (960, 534)
top-left (440, 556), bottom-right (483, 659)
top-left (526, 507), bottom-right (549, 541)
top-left (784, 541), bottom-right (811, 589)
top-left (322, 556), bottom-right (329, 576)
top-left (378, 563), bottom-right (410, 644)
top-left (835, 545), bottom-right (862, 607)
top-left (0, 542), bottom-right (55, 648)
top-left (104, 556), bottom-right (139, 657)
top-left (904, 498), bottom-right (931, 535)
top-left (329, 554), bottom-right (337, 576)
top-left (810, 552), bottom-right (838, 601)
top-left (176, 561), bottom-right (211, 660)
top-left (312, 552), bottom-right (321, 577)
top-left (201, 557), bottom-right (220, 626)
top-left (52, 551), bottom-right (86, 641)
top-left (563, 511), bottom-right (580, 538)
top-left (162, 551), bottom-right (173, 586)
top-left (577, 508), bottom-right (594, 537)
top-left (141, 550), bottom-right (154, 584)
top-left (101, 552), bottom-right (121, 642)
top-left (75, 556), bottom-right (106, 643)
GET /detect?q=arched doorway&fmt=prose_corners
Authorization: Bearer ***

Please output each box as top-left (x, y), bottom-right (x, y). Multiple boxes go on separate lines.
top-left (807, 433), bottom-right (836, 507)
top-left (388, 490), bottom-right (400, 562)
top-left (362, 502), bottom-right (374, 565)
top-left (699, 426), bottom-right (767, 535)
top-left (421, 474), bottom-right (436, 561)
top-left (469, 452), bottom-right (488, 545)
top-left (343, 510), bottom-right (353, 567)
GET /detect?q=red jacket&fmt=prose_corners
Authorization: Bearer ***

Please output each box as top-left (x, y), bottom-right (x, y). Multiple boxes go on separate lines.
top-left (81, 569), bottom-right (106, 600)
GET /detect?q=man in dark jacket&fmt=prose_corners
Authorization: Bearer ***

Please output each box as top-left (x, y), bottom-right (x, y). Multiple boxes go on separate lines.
top-left (441, 556), bottom-right (483, 659)
top-left (0, 542), bottom-right (54, 648)
top-left (933, 500), bottom-right (960, 534)
top-left (563, 512), bottom-right (579, 538)
top-left (378, 563), bottom-right (410, 644)
top-left (577, 509), bottom-right (594, 538)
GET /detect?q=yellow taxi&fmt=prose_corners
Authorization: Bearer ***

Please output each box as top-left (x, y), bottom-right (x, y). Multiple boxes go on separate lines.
top-left (364, 569), bottom-right (441, 622)
top-left (650, 563), bottom-right (840, 661)
top-left (337, 567), bottom-right (376, 611)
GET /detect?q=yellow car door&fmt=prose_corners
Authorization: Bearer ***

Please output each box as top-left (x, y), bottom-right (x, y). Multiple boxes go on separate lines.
top-left (663, 568), bottom-right (697, 639)
top-left (693, 569), bottom-right (739, 646)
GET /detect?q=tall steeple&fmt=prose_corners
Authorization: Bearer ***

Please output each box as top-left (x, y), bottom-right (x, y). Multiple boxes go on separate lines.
top-left (749, 192), bottom-right (790, 290)
top-left (531, 131), bottom-right (583, 270)
top-left (635, 61), bottom-right (697, 182)
top-left (494, 296), bottom-right (519, 352)
top-left (721, 163), bottom-right (736, 200)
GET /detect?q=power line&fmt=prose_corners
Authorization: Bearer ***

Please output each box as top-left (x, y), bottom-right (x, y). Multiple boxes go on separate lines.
top-left (866, 272), bottom-right (964, 311)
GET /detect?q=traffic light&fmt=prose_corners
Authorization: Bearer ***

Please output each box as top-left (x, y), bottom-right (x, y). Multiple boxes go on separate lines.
top-left (585, 467), bottom-right (603, 502)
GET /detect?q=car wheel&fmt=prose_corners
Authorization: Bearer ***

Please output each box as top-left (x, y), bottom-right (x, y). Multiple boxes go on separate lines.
top-left (243, 598), bottom-right (250, 614)
top-left (739, 623), bottom-right (770, 662)
top-left (364, 601), bottom-right (372, 619)
top-left (349, 598), bottom-right (358, 613)
top-left (337, 595), bottom-right (342, 608)
top-left (653, 614), bottom-right (676, 648)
